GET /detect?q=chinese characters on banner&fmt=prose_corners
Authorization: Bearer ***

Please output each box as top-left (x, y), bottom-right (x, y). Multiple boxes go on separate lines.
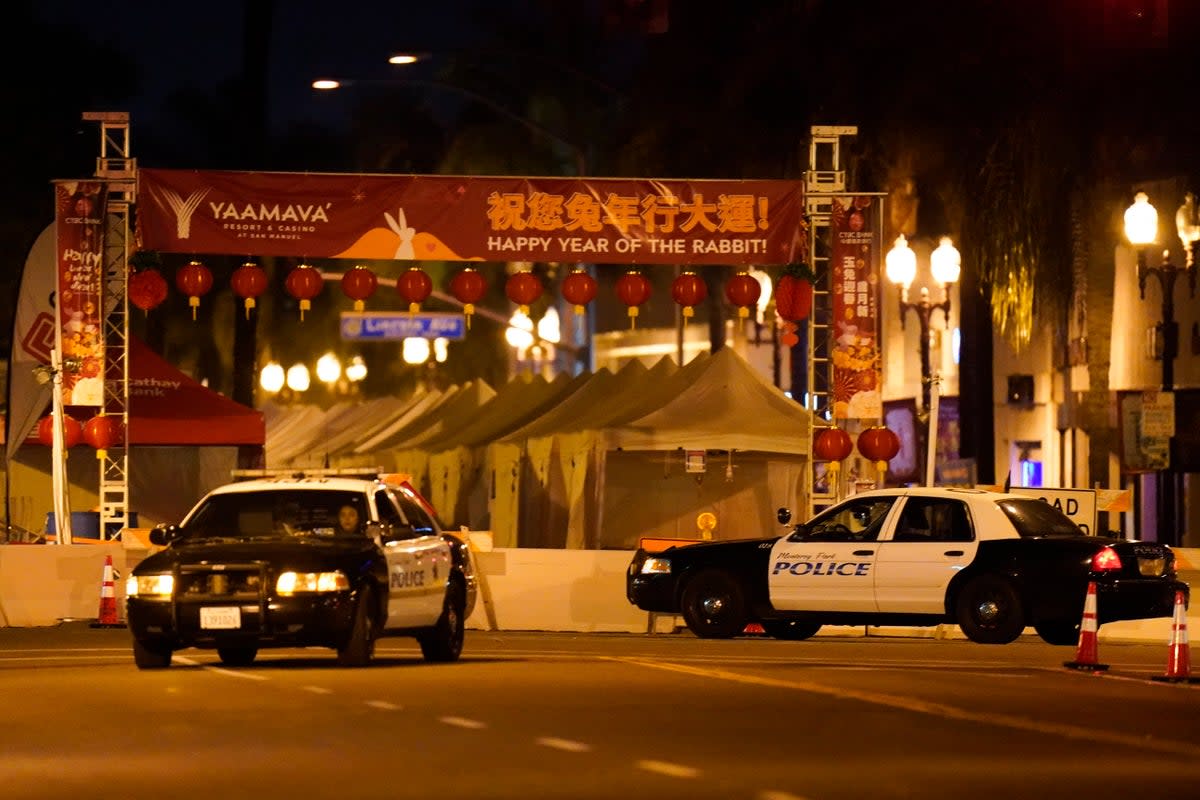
top-left (54, 180), bottom-right (108, 406)
top-left (136, 170), bottom-right (807, 266)
top-left (830, 196), bottom-right (881, 420)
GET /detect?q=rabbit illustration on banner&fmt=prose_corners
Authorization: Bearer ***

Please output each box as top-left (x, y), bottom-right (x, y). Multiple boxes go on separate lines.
top-left (385, 208), bottom-right (416, 259)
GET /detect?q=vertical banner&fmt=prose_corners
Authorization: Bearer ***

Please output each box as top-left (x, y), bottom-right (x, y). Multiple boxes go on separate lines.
top-left (830, 196), bottom-right (881, 419)
top-left (54, 180), bottom-right (108, 406)
top-left (6, 224), bottom-right (55, 461)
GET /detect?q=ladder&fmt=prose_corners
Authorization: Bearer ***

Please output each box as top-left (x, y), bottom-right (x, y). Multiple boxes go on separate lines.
top-left (804, 126), bottom-right (856, 509)
top-left (84, 112), bottom-right (135, 539)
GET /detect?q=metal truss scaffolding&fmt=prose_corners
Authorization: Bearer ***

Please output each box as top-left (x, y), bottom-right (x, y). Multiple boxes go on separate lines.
top-left (84, 112), bottom-right (135, 539)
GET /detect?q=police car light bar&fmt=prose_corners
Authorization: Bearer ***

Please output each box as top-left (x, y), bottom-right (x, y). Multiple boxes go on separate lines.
top-left (231, 467), bottom-right (386, 481)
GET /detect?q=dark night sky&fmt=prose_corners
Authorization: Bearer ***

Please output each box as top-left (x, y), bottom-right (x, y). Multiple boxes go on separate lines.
top-left (30, 0), bottom-right (492, 136)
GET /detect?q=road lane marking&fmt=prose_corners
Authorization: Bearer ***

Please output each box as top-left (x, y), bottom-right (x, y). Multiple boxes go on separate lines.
top-left (760, 792), bottom-right (810, 800)
top-left (365, 700), bottom-right (401, 711)
top-left (537, 737), bottom-right (592, 753)
top-left (174, 656), bottom-right (267, 681)
top-left (440, 716), bottom-right (486, 729)
top-left (613, 657), bottom-right (1200, 759)
top-left (637, 759), bottom-right (700, 778)
top-left (302, 685), bottom-right (332, 695)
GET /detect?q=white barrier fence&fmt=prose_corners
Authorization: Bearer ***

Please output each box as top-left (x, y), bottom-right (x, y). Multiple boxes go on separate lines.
top-left (0, 535), bottom-right (1194, 645)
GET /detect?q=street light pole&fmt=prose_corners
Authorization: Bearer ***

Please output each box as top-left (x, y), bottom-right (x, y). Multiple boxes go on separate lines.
top-left (312, 75), bottom-right (596, 374)
top-left (1123, 191), bottom-right (1198, 547)
top-left (886, 235), bottom-right (961, 486)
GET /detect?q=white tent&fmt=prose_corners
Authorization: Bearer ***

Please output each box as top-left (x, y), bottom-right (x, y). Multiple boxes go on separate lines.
top-left (421, 372), bottom-right (583, 529)
top-left (334, 387), bottom-right (452, 469)
top-left (491, 347), bottom-right (813, 549)
top-left (386, 380), bottom-right (497, 490)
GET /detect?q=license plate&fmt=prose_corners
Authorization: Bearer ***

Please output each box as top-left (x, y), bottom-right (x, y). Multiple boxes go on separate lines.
top-left (1138, 558), bottom-right (1165, 577)
top-left (200, 606), bottom-right (241, 629)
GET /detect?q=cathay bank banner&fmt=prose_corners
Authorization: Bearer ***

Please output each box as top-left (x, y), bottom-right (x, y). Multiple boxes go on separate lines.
top-left (137, 169), bottom-right (807, 266)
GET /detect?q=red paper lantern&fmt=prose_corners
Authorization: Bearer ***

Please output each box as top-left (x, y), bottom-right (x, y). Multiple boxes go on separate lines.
top-left (176, 260), bottom-right (213, 320)
top-left (449, 268), bottom-right (488, 329)
top-left (670, 272), bottom-right (707, 320)
top-left (83, 413), bottom-right (124, 461)
top-left (37, 414), bottom-right (82, 449)
top-left (857, 426), bottom-right (901, 474)
top-left (615, 271), bottom-right (652, 329)
top-left (396, 267), bottom-right (433, 313)
top-left (284, 263), bottom-right (324, 320)
top-left (341, 266), bottom-right (377, 311)
top-left (128, 268), bottom-right (168, 314)
top-left (725, 271), bottom-right (761, 319)
top-left (230, 261), bottom-right (268, 319)
top-left (505, 270), bottom-right (543, 317)
top-left (561, 269), bottom-right (598, 315)
top-left (813, 427), bottom-right (853, 474)
top-left (775, 274), bottom-right (814, 322)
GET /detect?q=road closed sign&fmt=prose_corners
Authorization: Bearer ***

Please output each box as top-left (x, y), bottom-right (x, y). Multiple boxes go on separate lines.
top-left (1012, 487), bottom-right (1098, 535)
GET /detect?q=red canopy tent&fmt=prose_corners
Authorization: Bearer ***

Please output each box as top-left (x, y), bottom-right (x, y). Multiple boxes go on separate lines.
top-left (19, 336), bottom-right (264, 448)
top-left (123, 336), bottom-right (264, 446)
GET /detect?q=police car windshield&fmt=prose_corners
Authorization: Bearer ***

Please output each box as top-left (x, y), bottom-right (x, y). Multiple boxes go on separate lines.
top-left (182, 490), bottom-right (369, 541)
top-left (996, 499), bottom-right (1082, 538)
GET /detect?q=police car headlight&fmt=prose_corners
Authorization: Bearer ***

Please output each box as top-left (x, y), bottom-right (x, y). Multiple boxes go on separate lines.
top-left (639, 557), bottom-right (672, 575)
top-left (276, 571), bottom-right (350, 595)
top-left (127, 574), bottom-right (174, 598)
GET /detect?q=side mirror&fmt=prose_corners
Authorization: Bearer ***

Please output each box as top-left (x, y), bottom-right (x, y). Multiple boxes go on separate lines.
top-left (365, 521), bottom-right (387, 543)
top-left (148, 524), bottom-right (177, 546)
top-left (777, 507), bottom-right (792, 525)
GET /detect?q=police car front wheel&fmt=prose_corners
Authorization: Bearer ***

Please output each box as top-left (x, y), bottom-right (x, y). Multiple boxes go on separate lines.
top-left (217, 645), bottom-right (258, 667)
top-left (681, 569), bottom-right (747, 639)
top-left (337, 588), bottom-right (378, 667)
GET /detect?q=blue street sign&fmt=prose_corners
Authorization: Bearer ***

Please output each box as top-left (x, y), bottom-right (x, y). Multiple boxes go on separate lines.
top-left (339, 312), bottom-right (466, 341)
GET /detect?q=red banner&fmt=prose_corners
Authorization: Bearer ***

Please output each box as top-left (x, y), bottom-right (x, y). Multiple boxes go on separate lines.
top-left (137, 169), bottom-right (806, 266)
top-left (55, 180), bottom-right (108, 406)
top-left (830, 196), bottom-right (881, 420)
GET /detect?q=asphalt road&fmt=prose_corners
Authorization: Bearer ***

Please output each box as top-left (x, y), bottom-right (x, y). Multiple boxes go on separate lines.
top-left (2, 625), bottom-right (1198, 800)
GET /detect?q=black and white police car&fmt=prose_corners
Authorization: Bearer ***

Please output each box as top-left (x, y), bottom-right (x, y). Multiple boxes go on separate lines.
top-left (126, 470), bottom-right (476, 669)
top-left (627, 487), bottom-right (1188, 644)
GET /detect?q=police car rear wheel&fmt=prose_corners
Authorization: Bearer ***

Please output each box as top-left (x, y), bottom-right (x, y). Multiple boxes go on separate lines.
top-left (681, 569), bottom-right (747, 639)
top-left (762, 620), bottom-right (822, 641)
top-left (217, 645), bottom-right (258, 666)
top-left (956, 574), bottom-right (1025, 644)
top-left (337, 588), bottom-right (377, 667)
top-left (1034, 620), bottom-right (1080, 646)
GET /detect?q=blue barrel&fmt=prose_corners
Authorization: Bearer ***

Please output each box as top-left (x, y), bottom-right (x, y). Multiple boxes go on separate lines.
top-left (44, 511), bottom-right (101, 538)
top-left (44, 511), bottom-right (137, 538)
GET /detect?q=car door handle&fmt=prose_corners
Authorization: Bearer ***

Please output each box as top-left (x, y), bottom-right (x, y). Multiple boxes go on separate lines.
top-left (944, 550), bottom-right (964, 556)
top-left (853, 550), bottom-right (874, 556)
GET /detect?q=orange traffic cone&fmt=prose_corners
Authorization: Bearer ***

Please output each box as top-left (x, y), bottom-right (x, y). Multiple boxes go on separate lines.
top-left (1152, 589), bottom-right (1198, 683)
top-left (743, 622), bottom-right (766, 635)
top-left (90, 554), bottom-right (125, 628)
top-left (1064, 581), bottom-right (1108, 672)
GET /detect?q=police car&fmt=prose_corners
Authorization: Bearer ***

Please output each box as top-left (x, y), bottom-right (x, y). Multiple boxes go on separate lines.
top-left (626, 487), bottom-right (1187, 644)
top-left (126, 470), bottom-right (477, 669)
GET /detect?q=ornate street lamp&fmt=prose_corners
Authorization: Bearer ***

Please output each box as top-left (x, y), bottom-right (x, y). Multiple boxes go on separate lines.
top-left (886, 235), bottom-right (961, 486)
top-left (1123, 191), bottom-right (1198, 546)
top-left (885, 235), bottom-right (960, 413)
